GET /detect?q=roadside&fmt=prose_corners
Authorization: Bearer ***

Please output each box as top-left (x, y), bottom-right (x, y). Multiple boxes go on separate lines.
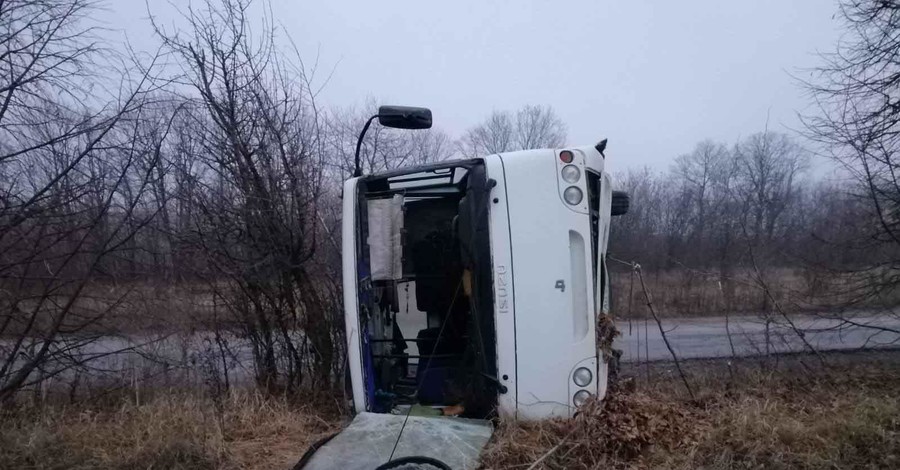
top-left (0, 391), bottom-right (343, 470)
top-left (2, 349), bottom-right (898, 469)
top-left (482, 349), bottom-right (900, 469)
top-left (6, 310), bottom-right (897, 396)
top-left (618, 312), bottom-right (900, 362)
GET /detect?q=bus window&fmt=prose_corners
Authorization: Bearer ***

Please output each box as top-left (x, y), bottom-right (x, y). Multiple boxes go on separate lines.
top-left (586, 171), bottom-right (601, 301)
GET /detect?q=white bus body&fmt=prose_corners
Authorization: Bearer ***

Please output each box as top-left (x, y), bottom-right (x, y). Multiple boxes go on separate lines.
top-left (342, 143), bottom-right (616, 420)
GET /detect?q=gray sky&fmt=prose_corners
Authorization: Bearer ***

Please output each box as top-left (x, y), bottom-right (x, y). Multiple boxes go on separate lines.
top-left (111, 0), bottom-right (842, 172)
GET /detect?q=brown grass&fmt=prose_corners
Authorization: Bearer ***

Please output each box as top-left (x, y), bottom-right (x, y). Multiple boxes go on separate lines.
top-left (0, 281), bottom-right (222, 338)
top-left (481, 351), bottom-right (900, 469)
top-left (0, 391), bottom-right (341, 470)
top-left (481, 391), bottom-right (706, 469)
top-left (609, 266), bottom-right (900, 318)
top-left (4, 352), bottom-right (899, 469)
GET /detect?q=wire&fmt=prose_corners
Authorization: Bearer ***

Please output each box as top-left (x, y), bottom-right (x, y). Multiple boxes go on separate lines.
top-left (387, 279), bottom-right (464, 463)
top-left (385, 175), bottom-right (493, 465)
top-left (628, 268), bottom-right (635, 363)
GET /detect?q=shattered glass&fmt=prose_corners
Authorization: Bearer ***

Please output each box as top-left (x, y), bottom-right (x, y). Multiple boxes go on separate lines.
top-left (300, 412), bottom-right (493, 470)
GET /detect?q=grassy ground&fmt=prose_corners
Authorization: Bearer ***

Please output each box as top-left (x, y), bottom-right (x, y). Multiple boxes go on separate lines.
top-left (0, 391), bottom-right (341, 470)
top-left (2, 351), bottom-right (898, 469)
top-left (481, 350), bottom-right (900, 469)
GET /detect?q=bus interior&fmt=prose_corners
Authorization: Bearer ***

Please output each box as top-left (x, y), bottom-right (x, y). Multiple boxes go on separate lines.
top-left (354, 160), bottom-right (499, 419)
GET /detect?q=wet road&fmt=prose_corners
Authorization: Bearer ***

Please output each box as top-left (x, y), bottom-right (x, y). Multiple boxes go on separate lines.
top-left (617, 313), bottom-right (900, 362)
top-left (5, 313), bottom-right (899, 386)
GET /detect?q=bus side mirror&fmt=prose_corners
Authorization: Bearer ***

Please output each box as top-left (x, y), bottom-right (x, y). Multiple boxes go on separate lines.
top-left (611, 191), bottom-right (630, 216)
top-left (378, 105), bottom-right (433, 130)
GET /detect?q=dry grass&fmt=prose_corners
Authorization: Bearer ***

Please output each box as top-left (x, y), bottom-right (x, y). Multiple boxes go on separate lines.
top-left (481, 351), bottom-right (900, 469)
top-left (608, 266), bottom-right (900, 317)
top-left (691, 392), bottom-right (899, 469)
top-left (481, 391), bottom-right (706, 469)
top-left (4, 352), bottom-right (899, 469)
top-left (0, 391), bottom-right (341, 470)
top-left (0, 281), bottom-right (221, 338)
top-left (610, 267), bottom-right (791, 318)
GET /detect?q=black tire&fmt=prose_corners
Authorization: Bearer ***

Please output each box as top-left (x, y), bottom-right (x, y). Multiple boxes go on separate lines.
top-left (373, 456), bottom-right (453, 470)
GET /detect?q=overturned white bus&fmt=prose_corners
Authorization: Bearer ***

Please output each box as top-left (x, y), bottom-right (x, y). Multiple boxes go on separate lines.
top-left (341, 106), bottom-right (629, 423)
top-left (298, 106), bottom-right (630, 469)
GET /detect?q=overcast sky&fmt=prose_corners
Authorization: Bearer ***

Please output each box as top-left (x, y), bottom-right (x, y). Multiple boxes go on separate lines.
top-left (110, 1), bottom-right (843, 172)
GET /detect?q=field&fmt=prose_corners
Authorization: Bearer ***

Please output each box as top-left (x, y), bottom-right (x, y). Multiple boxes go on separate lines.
top-left (2, 349), bottom-right (898, 469)
top-left (608, 266), bottom-right (899, 318)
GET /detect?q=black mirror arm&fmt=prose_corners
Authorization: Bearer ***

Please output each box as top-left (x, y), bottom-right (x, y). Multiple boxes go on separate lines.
top-left (353, 114), bottom-right (380, 177)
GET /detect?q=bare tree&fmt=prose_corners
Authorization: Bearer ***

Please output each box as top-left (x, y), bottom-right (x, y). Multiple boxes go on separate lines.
top-left (326, 102), bottom-right (453, 178)
top-left (457, 105), bottom-right (566, 157)
top-left (0, 0), bottom-right (161, 401)
top-left (608, 132), bottom-right (866, 320)
top-left (674, 140), bottom-right (733, 246)
top-left (802, 0), bottom-right (900, 320)
top-left (515, 105), bottom-right (567, 151)
top-left (609, 167), bottom-right (672, 267)
top-left (733, 132), bottom-right (808, 243)
top-left (150, 0), bottom-right (341, 392)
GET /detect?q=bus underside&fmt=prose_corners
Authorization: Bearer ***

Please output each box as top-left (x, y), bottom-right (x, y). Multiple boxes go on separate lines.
top-left (353, 160), bottom-right (499, 419)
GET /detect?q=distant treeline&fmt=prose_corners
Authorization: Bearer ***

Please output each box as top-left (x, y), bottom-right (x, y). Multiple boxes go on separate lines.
top-left (611, 134), bottom-right (875, 272)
